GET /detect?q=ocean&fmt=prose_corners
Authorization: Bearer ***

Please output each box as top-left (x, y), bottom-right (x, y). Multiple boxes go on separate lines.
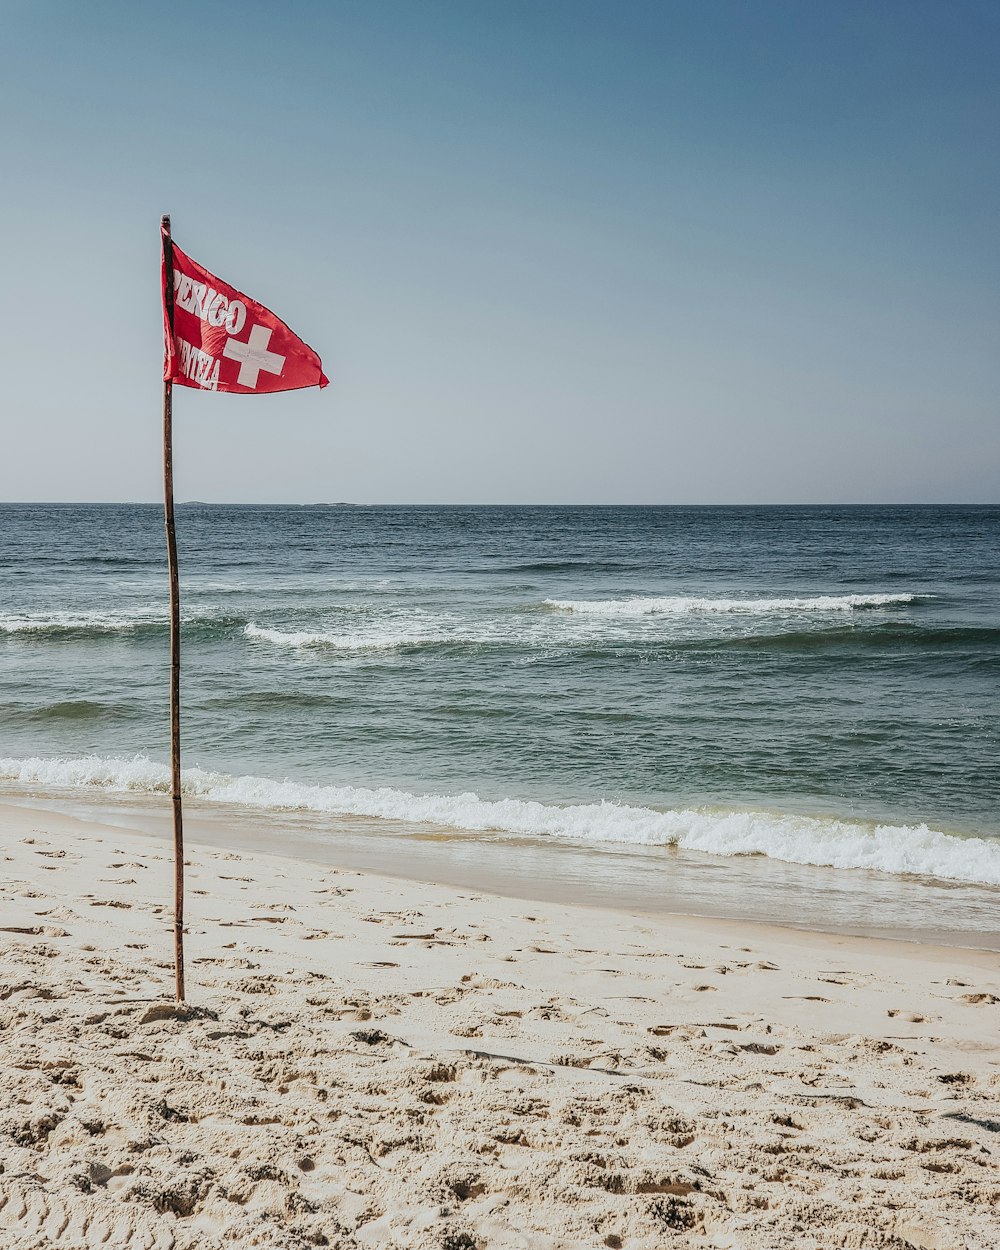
top-left (2, 503), bottom-right (998, 943)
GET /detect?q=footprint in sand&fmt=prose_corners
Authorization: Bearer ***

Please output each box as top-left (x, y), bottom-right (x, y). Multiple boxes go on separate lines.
top-left (0, 924), bottom-right (70, 937)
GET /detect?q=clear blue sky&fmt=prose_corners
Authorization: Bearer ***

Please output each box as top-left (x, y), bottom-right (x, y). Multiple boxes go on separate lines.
top-left (2, 0), bottom-right (997, 502)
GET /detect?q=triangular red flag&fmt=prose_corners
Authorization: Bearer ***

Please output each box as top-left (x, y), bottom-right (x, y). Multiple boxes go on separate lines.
top-left (161, 229), bottom-right (328, 394)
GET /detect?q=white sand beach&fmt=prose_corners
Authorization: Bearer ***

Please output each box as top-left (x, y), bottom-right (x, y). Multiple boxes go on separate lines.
top-left (1, 799), bottom-right (998, 1249)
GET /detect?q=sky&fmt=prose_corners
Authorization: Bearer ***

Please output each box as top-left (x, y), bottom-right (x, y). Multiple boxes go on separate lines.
top-left (1, 0), bottom-right (998, 504)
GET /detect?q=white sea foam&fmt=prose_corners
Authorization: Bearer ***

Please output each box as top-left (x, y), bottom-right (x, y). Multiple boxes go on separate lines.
top-left (244, 622), bottom-right (444, 652)
top-left (543, 593), bottom-right (920, 616)
top-left (3, 593), bottom-right (919, 646)
top-left (0, 610), bottom-right (163, 636)
top-left (1, 754), bottom-right (996, 888)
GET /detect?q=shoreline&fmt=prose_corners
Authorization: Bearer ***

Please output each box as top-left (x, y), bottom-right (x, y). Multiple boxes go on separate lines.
top-left (5, 796), bottom-right (1000, 961)
top-left (4, 789), bottom-right (1000, 953)
top-left (1, 799), bottom-right (999, 1247)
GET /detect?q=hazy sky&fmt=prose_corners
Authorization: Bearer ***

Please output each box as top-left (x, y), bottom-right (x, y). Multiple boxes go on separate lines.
top-left (2, 0), bottom-right (998, 503)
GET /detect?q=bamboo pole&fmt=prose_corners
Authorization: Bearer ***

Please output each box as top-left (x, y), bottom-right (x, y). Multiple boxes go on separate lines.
top-left (161, 213), bottom-right (185, 1003)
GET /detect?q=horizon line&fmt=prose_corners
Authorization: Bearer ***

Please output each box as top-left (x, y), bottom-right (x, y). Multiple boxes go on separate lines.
top-left (0, 500), bottom-right (998, 509)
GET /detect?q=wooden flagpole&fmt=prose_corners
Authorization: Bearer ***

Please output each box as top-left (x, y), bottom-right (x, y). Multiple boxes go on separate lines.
top-left (161, 213), bottom-right (185, 1003)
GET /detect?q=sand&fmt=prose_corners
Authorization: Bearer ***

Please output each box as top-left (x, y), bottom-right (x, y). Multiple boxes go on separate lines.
top-left (0, 799), bottom-right (997, 1250)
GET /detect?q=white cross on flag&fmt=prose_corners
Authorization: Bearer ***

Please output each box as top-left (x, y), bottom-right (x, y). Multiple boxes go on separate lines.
top-left (162, 229), bottom-right (328, 394)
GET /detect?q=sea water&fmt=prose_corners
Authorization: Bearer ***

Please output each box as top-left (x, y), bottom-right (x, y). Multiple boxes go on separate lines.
top-left (1, 504), bottom-right (998, 941)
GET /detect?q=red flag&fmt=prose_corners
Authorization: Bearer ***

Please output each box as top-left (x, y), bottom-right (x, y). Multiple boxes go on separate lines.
top-left (162, 229), bottom-right (328, 394)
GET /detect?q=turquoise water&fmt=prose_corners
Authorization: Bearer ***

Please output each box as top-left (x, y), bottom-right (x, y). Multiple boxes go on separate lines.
top-left (1, 504), bottom-right (999, 920)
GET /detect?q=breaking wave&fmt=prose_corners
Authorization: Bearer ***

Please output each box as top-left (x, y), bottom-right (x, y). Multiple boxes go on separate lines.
top-left (0, 611), bottom-right (244, 641)
top-left (243, 622), bottom-right (446, 653)
top-left (543, 593), bottom-right (922, 616)
top-left (1, 753), bottom-right (997, 888)
top-left (0, 611), bottom-right (165, 639)
top-left (2, 594), bottom-right (926, 650)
